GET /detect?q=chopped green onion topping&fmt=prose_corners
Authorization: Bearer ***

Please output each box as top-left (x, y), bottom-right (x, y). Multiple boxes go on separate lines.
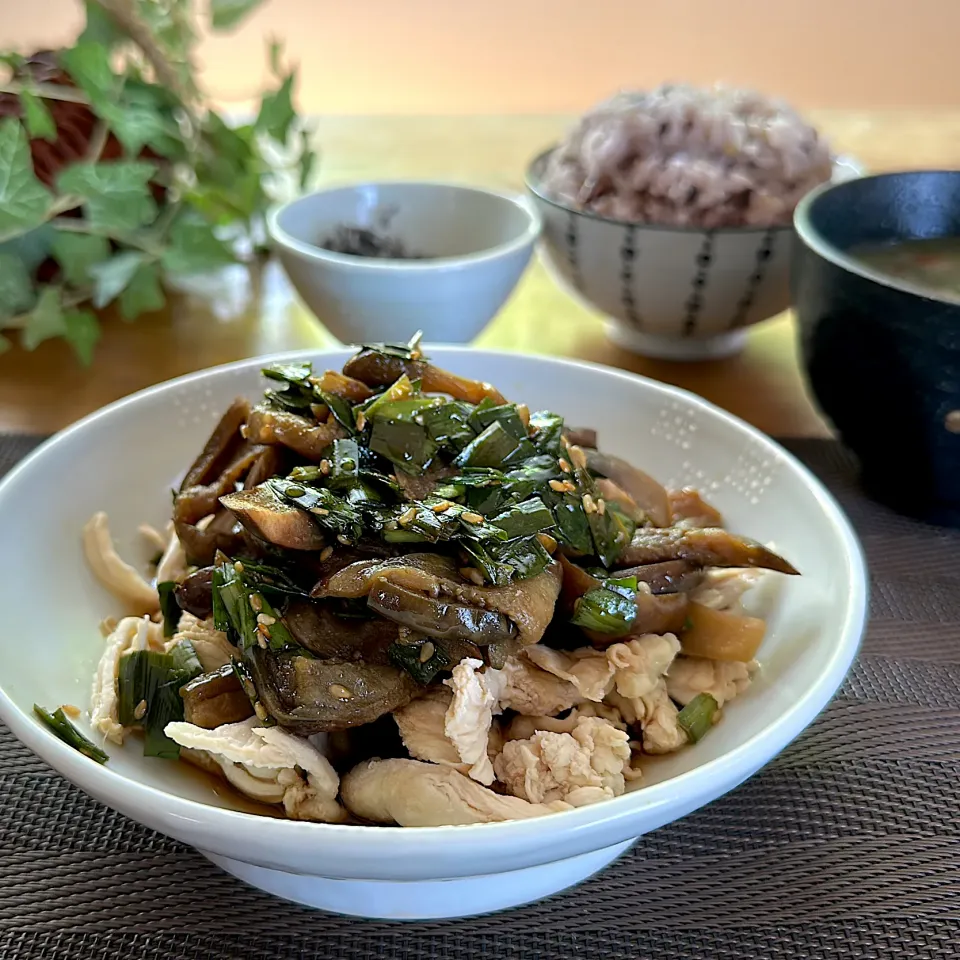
top-left (34, 705), bottom-right (109, 764)
top-left (388, 639), bottom-right (452, 685)
top-left (570, 583), bottom-right (637, 635)
top-left (157, 580), bottom-right (180, 638)
top-left (117, 642), bottom-right (203, 759)
top-left (677, 693), bottom-right (720, 743)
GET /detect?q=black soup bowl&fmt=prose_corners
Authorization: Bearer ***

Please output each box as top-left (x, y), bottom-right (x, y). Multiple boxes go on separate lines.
top-left (793, 171), bottom-right (960, 527)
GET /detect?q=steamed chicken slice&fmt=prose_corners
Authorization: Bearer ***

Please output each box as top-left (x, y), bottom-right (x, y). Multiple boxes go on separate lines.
top-left (665, 656), bottom-right (758, 707)
top-left (91, 616), bottom-right (164, 744)
top-left (164, 718), bottom-right (345, 822)
top-left (341, 758), bottom-right (570, 826)
top-left (494, 716), bottom-right (631, 807)
top-left (82, 513), bottom-right (159, 616)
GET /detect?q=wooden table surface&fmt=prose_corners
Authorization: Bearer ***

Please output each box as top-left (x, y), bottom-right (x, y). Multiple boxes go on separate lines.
top-left (3, 110), bottom-right (959, 437)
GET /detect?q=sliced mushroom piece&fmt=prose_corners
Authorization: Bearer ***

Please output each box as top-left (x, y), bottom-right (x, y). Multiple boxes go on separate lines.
top-left (246, 403), bottom-right (345, 461)
top-left (616, 527), bottom-right (799, 575)
top-left (669, 488), bottom-right (724, 528)
top-left (220, 484), bottom-right (326, 551)
top-left (250, 649), bottom-right (419, 734)
top-left (368, 581), bottom-right (518, 646)
top-left (181, 665), bottom-right (254, 728)
top-left (282, 599), bottom-right (399, 663)
top-left (176, 567), bottom-right (215, 620)
top-left (342, 351), bottom-right (506, 405)
top-left (585, 449), bottom-right (672, 527)
top-left (243, 445), bottom-right (289, 490)
top-left (315, 553), bottom-right (562, 647)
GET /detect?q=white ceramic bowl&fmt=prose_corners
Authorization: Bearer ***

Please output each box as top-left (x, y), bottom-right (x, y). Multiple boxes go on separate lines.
top-left (267, 183), bottom-right (540, 344)
top-left (526, 150), bottom-right (862, 360)
top-left (0, 349), bottom-right (867, 920)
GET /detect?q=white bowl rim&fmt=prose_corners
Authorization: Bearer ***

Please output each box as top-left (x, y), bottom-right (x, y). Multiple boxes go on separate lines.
top-left (266, 180), bottom-right (541, 271)
top-left (0, 347), bottom-right (868, 855)
top-left (525, 145), bottom-right (863, 236)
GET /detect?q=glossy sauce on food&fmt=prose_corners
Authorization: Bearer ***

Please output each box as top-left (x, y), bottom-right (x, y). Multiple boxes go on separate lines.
top-left (850, 236), bottom-right (960, 300)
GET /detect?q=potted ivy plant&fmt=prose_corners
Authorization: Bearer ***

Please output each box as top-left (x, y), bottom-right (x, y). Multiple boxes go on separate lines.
top-left (0, 0), bottom-right (314, 361)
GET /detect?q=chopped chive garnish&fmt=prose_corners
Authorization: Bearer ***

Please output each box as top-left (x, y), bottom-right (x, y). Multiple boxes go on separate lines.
top-left (34, 705), bottom-right (108, 764)
top-left (677, 693), bottom-right (720, 743)
top-left (157, 580), bottom-right (180, 638)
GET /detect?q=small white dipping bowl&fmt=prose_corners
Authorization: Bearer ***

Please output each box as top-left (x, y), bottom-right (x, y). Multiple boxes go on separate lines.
top-left (268, 182), bottom-right (540, 344)
top-left (526, 149), bottom-right (862, 361)
top-left (0, 348), bottom-right (866, 920)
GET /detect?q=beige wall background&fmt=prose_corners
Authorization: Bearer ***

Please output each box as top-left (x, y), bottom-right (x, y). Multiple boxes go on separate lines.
top-left (4, 0), bottom-right (959, 113)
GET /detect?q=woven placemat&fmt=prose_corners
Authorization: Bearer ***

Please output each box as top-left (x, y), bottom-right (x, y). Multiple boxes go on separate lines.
top-left (0, 436), bottom-right (958, 959)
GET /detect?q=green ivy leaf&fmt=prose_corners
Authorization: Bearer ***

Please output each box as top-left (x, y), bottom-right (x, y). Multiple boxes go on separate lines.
top-left (50, 232), bottom-right (111, 287)
top-left (0, 223), bottom-right (54, 273)
top-left (21, 286), bottom-right (66, 350)
top-left (120, 260), bottom-right (165, 319)
top-left (256, 72), bottom-right (296, 143)
top-left (211, 0), bottom-right (266, 31)
top-left (63, 307), bottom-right (100, 364)
top-left (59, 42), bottom-right (118, 110)
top-left (0, 119), bottom-right (52, 239)
top-left (103, 82), bottom-right (184, 159)
top-left (56, 162), bottom-right (158, 233)
top-left (79, 0), bottom-right (123, 47)
top-left (89, 251), bottom-right (145, 308)
top-left (0, 253), bottom-right (35, 317)
top-left (20, 91), bottom-right (57, 142)
top-left (161, 217), bottom-right (235, 275)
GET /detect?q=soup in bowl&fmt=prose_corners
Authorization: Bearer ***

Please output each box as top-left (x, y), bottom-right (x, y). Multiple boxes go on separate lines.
top-left (793, 170), bottom-right (960, 526)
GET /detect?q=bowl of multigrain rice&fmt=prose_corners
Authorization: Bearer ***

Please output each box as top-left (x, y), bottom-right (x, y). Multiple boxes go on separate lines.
top-left (526, 84), bottom-right (860, 360)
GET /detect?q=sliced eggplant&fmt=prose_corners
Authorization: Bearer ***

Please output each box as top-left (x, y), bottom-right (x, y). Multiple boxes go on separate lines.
top-left (368, 581), bottom-right (517, 645)
top-left (181, 665), bottom-right (254, 728)
top-left (250, 648), bottom-right (419, 734)
top-left (615, 559), bottom-right (704, 595)
top-left (176, 566), bottom-right (215, 620)
top-left (585, 449), bottom-right (672, 527)
top-left (282, 599), bottom-right (399, 663)
top-left (616, 527), bottom-right (799, 575)
top-left (246, 403), bottom-right (344, 460)
top-left (220, 485), bottom-right (326, 551)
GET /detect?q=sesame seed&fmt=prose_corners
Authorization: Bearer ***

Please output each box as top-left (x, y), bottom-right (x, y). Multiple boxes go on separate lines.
top-left (134, 699), bottom-right (147, 721)
top-left (414, 415), bottom-right (425, 425)
top-left (558, 458), bottom-right (571, 473)
top-left (310, 506), bottom-right (330, 516)
top-left (285, 485), bottom-right (305, 498)
top-left (548, 479), bottom-right (567, 492)
top-left (257, 633), bottom-right (268, 649)
top-left (328, 683), bottom-right (354, 700)
top-left (355, 411), bottom-right (367, 430)
top-left (233, 561), bottom-right (245, 573)
top-left (249, 593), bottom-right (263, 613)
top-left (384, 520), bottom-right (399, 531)
top-left (537, 532), bottom-right (558, 553)
top-left (410, 349), bottom-right (422, 361)
top-left (257, 613), bottom-right (276, 627)
top-left (61, 704), bottom-right (81, 718)
top-left (597, 498), bottom-right (606, 516)
top-left (431, 500), bottom-right (453, 513)
top-left (460, 566), bottom-right (485, 586)
top-left (254, 702), bottom-right (269, 722)
top-left (399, 507), bottom-right (418, 525)
top-left (336, 534), bottom-right (351, 545)
top-left (582, 493), bottom-right (597, 514)
top-left (562, 480), bottom-right (577, 493)
top-left (419, 642), bottom-right (436, 663)
top-left (569, 446), bottom-right (587, 470)
top-left (320, 545), bottom-right (334, 561)
top-left (461, 512), bottom-right (484, 524)
top-left (320, 459), bottom-right (332, 475)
